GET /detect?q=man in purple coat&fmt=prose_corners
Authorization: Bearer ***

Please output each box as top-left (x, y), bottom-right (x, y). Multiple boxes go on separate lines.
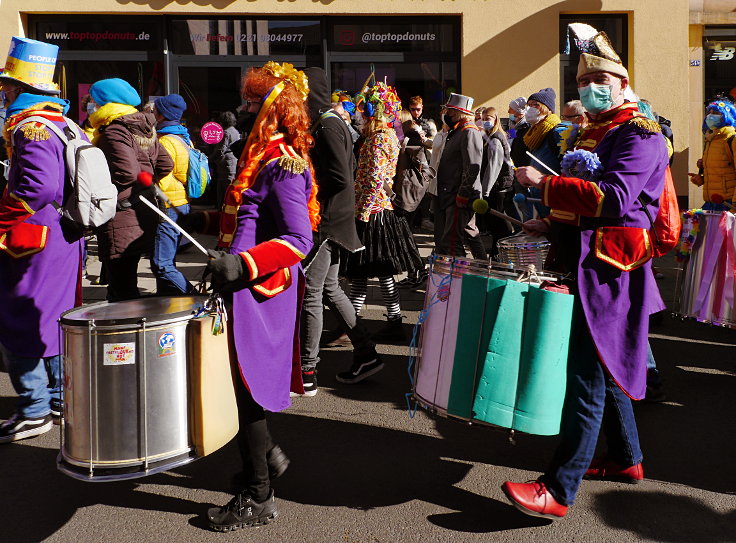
top-left (0, 38), bottom-right (83, 443)
top-left (502, 44), bottom-right (667, 519)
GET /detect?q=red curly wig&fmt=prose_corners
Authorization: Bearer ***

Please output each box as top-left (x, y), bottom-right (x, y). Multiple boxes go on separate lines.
top-left (239, 67), bottom-right (320, 231)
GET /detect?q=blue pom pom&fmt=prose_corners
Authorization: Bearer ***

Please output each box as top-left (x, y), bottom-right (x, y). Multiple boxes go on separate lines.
top-left (365, 102), bottom-right (374, 117)
top-left (560, 149), bottom-right (603, 181)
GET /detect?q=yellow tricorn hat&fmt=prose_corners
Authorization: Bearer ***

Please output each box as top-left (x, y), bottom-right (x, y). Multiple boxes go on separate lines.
top-left (577, 52), bottom-right (629, 80)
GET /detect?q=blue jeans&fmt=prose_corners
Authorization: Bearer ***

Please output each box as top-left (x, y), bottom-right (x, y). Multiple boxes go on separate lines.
top-left (1, 345), bottom-right (60, 419)
top-left (540, 317), bottom-right (643, 506)
top-left (300, 240), bottom-right (374, 371)
top-left (151, 204), bottom-right (194, 295)
top-left (702, 201), bottom-right (732, 212)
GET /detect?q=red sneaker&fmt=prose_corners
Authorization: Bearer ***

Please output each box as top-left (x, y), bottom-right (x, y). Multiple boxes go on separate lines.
top-left (501, 480), bottom-right (568, 520)
top-left (584, 458), bottom-right (644, 483)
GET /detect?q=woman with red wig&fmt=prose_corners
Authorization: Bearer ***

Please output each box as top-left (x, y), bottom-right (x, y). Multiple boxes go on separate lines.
top-left (187, 62), bottom-right (318, 531)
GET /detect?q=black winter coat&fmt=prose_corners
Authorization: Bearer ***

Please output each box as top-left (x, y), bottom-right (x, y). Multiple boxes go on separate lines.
top-left (304, 67), bottom-right (362, 253)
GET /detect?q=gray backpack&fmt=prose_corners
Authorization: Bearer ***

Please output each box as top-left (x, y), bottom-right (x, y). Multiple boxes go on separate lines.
top-left (13, 115), bottom-right (116, 231)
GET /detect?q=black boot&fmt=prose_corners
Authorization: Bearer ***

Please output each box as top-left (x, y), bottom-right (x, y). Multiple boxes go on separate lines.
top-left (232, 444), bottom-right (290, 490)
top-left (372, 316), bottom-right (406, 343)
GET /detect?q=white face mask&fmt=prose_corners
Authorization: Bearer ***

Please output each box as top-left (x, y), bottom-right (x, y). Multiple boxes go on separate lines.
top-left (525, 107), bottom-right (543, 125)
top-left (87, 102), bottom-right (98, 116)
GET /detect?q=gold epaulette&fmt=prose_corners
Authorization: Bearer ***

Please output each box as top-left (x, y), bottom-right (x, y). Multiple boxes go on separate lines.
top-left (20, 122), bottom-right (50, 142)
top-left (626, 116), bottom-right (661, 134)
top-left (277, 144), bottom-right (308, 174)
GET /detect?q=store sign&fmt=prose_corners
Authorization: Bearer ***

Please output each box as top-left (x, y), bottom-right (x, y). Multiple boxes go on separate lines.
top-left (170, 19), bottom-right (320, 56)
top-left (201, 122), bottom-right (224, 144)
top-left (35, 19), bottom-right (160, 51)
top-left (708, 43), bottom-right (735, 61)
top-left (329, 22), bottom-right (456, 53)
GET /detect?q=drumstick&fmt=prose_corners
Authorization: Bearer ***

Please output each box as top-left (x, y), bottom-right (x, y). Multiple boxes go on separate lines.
top-left (138, 195), bottom-right (210, 256)
top-left (525, 151), bottom-right (560, 176)
top-left (488, 207), bottom-right (525, 228)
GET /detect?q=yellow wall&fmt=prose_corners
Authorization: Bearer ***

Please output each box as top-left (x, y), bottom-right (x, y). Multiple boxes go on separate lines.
top-left (0, 0), bottom-right (692, 194)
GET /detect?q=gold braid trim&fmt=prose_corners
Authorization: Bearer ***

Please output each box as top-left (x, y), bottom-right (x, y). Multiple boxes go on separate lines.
top-left (627, 117), bottom-right (661, 134)
top-left (20, 123), bottom-right (50, 141)
top-left (278, 154), bottom-right (308, 174)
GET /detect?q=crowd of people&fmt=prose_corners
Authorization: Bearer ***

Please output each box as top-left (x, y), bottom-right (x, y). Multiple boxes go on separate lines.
top-left (0, 28), bottom-right (734, 532)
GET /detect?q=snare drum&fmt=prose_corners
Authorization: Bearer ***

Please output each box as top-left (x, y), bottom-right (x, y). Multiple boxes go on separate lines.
top-left (412, 256), bottom-right (573, 436)
top-left (676, 211), bottom-right (736, 328)
top-left (59, 296), bottom-right (207, 481)
top-left (496, 232), bottom-right (551, 270)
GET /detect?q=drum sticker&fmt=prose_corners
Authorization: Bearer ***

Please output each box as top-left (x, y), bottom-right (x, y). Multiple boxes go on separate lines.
top-left (103, 343), bottom-right (136, 366)
top-left (158, 332), bottom-right (176, 357)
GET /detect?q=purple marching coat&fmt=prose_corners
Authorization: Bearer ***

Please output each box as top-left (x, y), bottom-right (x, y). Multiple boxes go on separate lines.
top-left (545, 116), bottom-right (668, 399)
top-left (228, 161), bottom-right (314, 413)
top-left (0, 111), bottom-right (83, 358)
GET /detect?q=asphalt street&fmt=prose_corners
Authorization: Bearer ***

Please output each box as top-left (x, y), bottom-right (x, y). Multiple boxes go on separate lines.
top-left (0, 230), bottom-right (734, 543)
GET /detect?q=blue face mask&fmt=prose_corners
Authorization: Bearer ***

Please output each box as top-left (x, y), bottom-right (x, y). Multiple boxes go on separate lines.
top-left (705, 114), bottom-right (722, 130)
top-left (578, 83), bottom-right (613, 114)
top-left (482, 120), bottom-right (494, 130)
top-left (508, 113), bottom-right (517, 122)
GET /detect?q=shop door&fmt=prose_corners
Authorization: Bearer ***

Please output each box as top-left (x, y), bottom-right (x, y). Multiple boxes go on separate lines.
top-left (175, 65), bottom-right (244, 145)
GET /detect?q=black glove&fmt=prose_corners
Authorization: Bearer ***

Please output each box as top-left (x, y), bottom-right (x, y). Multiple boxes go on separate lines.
top-left (177, 211), bottom-right (205, 234)
top-left (205, 249), bottom-right (247, 293)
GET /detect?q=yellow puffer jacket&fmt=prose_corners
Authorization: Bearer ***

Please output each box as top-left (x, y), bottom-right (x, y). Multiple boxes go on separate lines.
top-left (700, 126), bottom-right (736, 203)
top-left (157, 134), bottom-right (190, 208)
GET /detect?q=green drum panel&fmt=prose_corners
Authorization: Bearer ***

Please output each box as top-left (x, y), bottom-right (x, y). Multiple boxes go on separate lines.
top-left (447, 275), bottom-right (573, 436)
top-left (447, 275), bottom-right (510, 419)
top-left (511, 285), bottom-right (573, 435)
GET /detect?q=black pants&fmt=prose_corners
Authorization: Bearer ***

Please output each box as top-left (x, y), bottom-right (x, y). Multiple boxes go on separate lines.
top-left (104, 255), bottom-right (141, 302)
top-left (235, 375), bottom-right (273, 501)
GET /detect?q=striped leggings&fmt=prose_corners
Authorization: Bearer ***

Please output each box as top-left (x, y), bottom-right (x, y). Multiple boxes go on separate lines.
top-left (349, 276), bottom-right (401, 320)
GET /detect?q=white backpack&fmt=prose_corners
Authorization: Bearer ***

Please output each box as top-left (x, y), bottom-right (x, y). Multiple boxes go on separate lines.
top-left (13, 115), bottom-right (117, 231)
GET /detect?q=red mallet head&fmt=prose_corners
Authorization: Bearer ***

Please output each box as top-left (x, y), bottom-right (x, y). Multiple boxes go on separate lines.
top-left (137, 171), bottom-right (153, 188)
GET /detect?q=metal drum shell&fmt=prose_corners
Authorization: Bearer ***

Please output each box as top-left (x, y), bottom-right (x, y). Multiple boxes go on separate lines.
top-left (59, 296), bottom-right (207, 480)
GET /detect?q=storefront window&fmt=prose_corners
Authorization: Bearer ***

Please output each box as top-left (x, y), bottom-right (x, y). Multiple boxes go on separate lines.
top-left (704, 28), bottom-right (736, 104)
top-left (331, 61), bottom-right (458, 123)
top-left (169, 19), bottom-right (321, 57)
top-left (177, 66), bottom-right (243, 145)
top-left (559, 14), bottom-right (628, 105)
top-left (56, 60), bottom-right (163, 125)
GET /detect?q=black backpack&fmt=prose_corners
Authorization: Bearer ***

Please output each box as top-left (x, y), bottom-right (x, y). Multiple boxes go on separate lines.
top-left (391, 144), bottom-right (435, 213)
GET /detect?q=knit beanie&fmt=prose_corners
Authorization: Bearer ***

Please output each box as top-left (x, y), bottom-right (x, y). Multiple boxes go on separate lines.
top-left (528, 88), bottom-right (556, 113)
top-left (89, 78), bottom-right (141, 107)
top-left (508, 97), bottom-right (528, 114)
top-left (154, 94), bottom-right (187, 121)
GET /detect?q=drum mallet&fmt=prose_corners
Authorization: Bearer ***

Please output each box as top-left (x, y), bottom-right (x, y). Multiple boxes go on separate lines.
top-left (137, 171), bottom-right (182, 216)
top-left (138, 194), bottom-right (210, 257)
top-left (710, 193), bottom-right (735, 210)
top-left (525, 151), bottom-right (560, 177)
top-left (472, 198), bottom-right (525, 228)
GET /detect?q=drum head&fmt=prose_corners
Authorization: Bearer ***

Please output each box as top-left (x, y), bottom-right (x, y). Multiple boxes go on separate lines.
top-left (60, 295), bottom-right (208, 326)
